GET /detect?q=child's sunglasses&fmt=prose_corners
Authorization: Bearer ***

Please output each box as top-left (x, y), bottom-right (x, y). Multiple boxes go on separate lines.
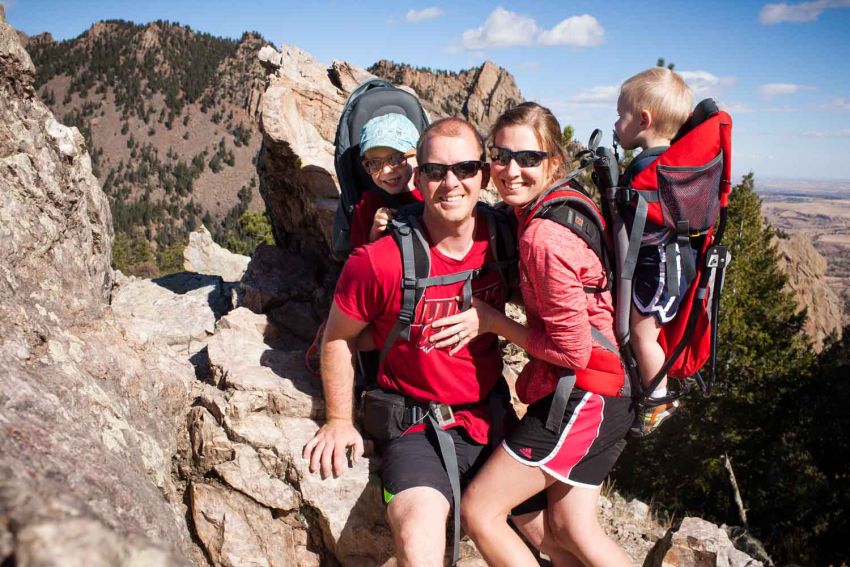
top-left (418, 160), bottom-right (486, 182)
top-left (362, 152), bottom-right (414, 174)
top-left (489, 146), bottom-right (549, 168)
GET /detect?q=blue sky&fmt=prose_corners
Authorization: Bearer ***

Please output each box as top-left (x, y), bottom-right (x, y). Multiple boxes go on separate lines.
top-left (5, 0), bottom-right (850, 182)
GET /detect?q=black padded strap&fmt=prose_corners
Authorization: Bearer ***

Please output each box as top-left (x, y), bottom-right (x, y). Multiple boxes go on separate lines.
top-left (536, 200), bottom-right (604, 261)
top-left (396, 222), bottom-right (418, 341)
top-left (678, 220), bottom-right (696, 286)
top-left (480, 203), bottom-right (517, 294)
top-left (461, 275), bottom-right (473, 312)
top-left (485, 206), bottom-right (499, 269)
top-left (707, 245), bottom-right (730, 396)
top-left (545, 373), bottom-right (576, 434)
top-left (665, 240), bottom-right (680, 296)
top-left (427, 412), bottom-right (461, 566)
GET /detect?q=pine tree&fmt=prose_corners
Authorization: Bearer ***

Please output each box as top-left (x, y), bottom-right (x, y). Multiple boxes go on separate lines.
top-left (796, 328), bottom-right (850, 564)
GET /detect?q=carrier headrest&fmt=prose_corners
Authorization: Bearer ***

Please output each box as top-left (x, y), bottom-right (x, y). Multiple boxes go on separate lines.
top-left (672, 98), bottom-right (719, 144)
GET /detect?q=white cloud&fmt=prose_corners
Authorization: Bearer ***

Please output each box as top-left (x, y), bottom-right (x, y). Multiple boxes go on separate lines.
top-left (538, 14), bottom-right (605, 47)
top-left (802, 128), bottom-right (850, 137)
top-left (405, 7), bottom-right (444, 23)
top-left (461, 7), bottom-right (538, 49)
top-left (678, 70), bottom-right (736, 98)
top-left (759, 0), bottom-right (850, 24)
top-left (567, 85), bottom-right (620, 106)
top-left (758, 83), bottom-right (816, 100)
top-left (822, 96), bottom-right (850, 110)
top-left (459, 7), bottom-right (606, 50)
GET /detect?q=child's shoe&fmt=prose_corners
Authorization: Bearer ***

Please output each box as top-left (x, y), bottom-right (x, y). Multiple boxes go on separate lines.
top-left (629, 399), bottom-right (680, 438)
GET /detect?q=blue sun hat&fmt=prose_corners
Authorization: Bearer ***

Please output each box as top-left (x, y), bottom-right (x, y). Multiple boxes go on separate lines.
top-left (359, 113), bottom-right (420, 154)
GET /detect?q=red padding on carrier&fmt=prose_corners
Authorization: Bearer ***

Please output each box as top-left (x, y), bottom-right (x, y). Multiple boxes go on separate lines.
top-left (631, 112), bottom-right (727, 227)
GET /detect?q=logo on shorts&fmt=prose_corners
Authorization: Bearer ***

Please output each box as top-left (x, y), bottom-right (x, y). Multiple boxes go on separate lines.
top-left (518, 447), bottom-right (533, 459)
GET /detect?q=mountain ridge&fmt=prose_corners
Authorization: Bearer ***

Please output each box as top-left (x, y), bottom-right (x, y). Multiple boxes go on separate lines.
top-left (23, 20), bottom-right (525, 277)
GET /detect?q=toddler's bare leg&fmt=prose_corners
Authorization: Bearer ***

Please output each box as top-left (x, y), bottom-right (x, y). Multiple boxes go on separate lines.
top-left (629, 305), bottom-right (667, 392)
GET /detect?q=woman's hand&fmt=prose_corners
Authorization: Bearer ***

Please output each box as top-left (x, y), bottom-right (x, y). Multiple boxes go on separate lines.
top-left (430, 297), bottom-right (499, 355)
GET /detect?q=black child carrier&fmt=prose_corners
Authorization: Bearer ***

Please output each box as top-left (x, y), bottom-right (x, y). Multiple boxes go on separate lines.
top-left (332, 79), bottom-right (430, 257)
top-left (529, 100), bottom-right (733, 426)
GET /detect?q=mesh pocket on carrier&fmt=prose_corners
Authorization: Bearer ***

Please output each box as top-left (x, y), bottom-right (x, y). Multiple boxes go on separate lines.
top-left (657, 152), bottom-right (723, 232)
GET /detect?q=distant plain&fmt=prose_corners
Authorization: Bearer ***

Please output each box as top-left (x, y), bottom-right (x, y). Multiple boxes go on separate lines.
top-left (758, 178), bottom-right (850, 320)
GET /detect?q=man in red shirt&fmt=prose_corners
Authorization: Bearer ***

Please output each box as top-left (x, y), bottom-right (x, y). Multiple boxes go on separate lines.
top-left (303, 117), bottom-right (509, 565)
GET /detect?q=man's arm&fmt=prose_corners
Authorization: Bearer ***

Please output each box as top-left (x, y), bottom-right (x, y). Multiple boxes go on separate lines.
top-left (302, 302), bottom-right (369, 478)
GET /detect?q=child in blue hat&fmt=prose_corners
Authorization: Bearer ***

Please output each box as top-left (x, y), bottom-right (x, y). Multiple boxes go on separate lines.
top-left (306, 113), bottom-right (422, 376)
top-left (350, 113), bottom-right (422, 248)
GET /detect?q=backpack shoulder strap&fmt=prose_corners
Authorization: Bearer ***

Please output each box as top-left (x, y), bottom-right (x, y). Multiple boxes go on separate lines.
top-left (380, 203), bottom-right (430, 368)
top-left (530, 185), bottom-right (611, 293)
top-left (477, 202), bottom-right (518, 294)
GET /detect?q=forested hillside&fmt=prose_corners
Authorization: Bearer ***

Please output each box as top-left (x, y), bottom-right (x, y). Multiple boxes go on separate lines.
top-left (25, 20), bottom-right (270, 276)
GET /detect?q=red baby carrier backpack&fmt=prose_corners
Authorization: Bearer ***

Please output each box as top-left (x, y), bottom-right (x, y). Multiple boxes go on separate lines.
top-left (601, 98), bottom-right (734, 404)
top-left (535, 99), bottom-right (733, 410)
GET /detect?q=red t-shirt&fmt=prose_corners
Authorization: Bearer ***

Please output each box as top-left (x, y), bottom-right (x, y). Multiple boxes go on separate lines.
top-left (349, 189), bottom-right (423, 249)
top-left (334, 212), bottom-right (508, 444)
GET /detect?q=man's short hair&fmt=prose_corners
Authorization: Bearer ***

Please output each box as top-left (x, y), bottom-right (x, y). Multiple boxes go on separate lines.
top-left (416, 117), bottom-right (485, 163)
top-left (620, 68), bottom-right (693, 140)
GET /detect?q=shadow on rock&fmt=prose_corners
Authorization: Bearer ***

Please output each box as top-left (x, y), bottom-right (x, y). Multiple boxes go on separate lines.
top-left (152, 271), bottom-right (235, 319)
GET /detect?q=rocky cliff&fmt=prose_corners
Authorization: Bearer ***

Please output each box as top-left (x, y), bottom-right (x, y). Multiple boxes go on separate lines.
top-left (370, 59), bottom-right (523, 134)
top-left (0, 7), bottom-right (195, 563)
top-left (775, 233), bottom-right (843, 349)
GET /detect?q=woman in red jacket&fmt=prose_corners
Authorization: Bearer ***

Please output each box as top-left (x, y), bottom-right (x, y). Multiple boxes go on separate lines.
top-left (431, 102), bottom-right (633, 566)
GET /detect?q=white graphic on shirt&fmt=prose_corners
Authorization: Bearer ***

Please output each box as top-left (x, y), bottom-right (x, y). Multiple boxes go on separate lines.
top-left (411, 281), bottom-right (504, 353)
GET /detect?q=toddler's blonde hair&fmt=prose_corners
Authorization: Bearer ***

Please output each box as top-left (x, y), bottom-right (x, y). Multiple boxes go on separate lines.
top-left (620, 68), bottom-right (693, 140)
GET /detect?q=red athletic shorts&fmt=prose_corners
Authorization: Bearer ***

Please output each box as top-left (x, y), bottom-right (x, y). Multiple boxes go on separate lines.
top-left (503, 389), bottom-right (633, 488)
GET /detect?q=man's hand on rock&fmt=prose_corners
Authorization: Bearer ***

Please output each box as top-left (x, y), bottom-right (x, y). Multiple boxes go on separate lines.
top-left (302, 418), bottom-right (364, 479)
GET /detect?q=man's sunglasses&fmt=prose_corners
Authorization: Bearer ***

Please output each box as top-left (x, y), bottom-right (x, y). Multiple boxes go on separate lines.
top-left (489, 146), bottom-right (549, 168)
top-left (362, 152), bottom-right (414, 174)
top-left (418, 160), bottom-right (487, 182)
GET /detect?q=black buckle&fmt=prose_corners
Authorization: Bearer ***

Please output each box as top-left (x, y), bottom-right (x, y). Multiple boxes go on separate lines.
top-left (616, 187), bottom-right (635, 205)
top-left (405, 405), bottom-right (426, 425)
top-left (397, 309), bottom-right (414, 325)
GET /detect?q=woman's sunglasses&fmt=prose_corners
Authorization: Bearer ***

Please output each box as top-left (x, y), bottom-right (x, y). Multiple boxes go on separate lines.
top-left (362, 152), bottom-right (414, 174)
top-left (418, 160), bottom-right (486, 182)
top-left (489, 146), bottom-right (549, 168)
